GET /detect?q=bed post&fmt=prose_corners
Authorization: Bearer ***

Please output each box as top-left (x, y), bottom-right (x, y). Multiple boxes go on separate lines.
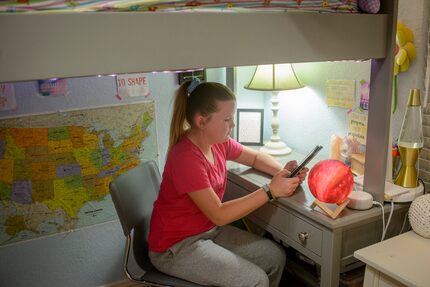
top-left (364, 0), bottom-right (399, 203)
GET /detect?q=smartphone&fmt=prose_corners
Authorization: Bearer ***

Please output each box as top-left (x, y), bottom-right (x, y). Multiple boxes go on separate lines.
top-left (288, 145), bottom-right (323, 178)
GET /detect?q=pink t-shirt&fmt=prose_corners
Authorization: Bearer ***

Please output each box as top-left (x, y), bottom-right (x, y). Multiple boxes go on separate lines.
top-left (148, 137), bottom-right (243, 252)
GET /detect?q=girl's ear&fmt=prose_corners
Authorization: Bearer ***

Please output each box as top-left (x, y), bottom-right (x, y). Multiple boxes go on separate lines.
top-left (194, 113), bottom-right (207, 129)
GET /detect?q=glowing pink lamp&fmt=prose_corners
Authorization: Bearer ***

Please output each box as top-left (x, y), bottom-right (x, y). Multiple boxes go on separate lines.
top-left (308, 160), bottom-right (354, 219)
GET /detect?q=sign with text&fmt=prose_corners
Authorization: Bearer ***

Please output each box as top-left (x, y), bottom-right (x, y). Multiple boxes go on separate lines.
top-left (0, 83), bottom-right (16, 111)
top-left (326, 79), bottom-right (355, 109)
top-left (116, 73), bottom-right (150, 98)
top-left (38, 79), bottom-right (68, 97)
top-left (347, 112), bottom-right (368, 145)
top-left (359, 80), bottom-right (370, 111)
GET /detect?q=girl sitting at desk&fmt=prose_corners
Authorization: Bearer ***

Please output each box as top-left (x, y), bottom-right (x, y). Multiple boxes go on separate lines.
top-left (148, 78), bottom-right (308, 287)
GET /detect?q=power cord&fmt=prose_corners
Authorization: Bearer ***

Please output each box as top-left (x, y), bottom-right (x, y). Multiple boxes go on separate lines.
top-left (418, 177), bottom-right (426, 194)
top-left (400, 210), bottom-right (410, 234)
top-left (372, 201), bottom-right (385, 241)
top-left (383, 200), bottom-right (395, 240)
top-left (372, 179), bottom-right (426, 241)
top-left (372, 200), bottom-right (395, 241)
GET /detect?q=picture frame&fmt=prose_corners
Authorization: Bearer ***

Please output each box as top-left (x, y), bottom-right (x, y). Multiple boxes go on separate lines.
top-left (177, 69), bottom-right (206, 85)
top-left (236, 108), bottom-right (264, 146)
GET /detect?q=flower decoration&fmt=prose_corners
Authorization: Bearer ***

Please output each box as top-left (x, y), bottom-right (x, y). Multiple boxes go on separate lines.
top-left (393, 21), bottom-right (416, 113)
top-left (394, 21), bottom-right (416, 76)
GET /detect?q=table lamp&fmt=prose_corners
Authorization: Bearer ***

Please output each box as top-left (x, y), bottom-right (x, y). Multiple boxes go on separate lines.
top-left (244, 64), bottom-right (304, 155)
top-left (308, 159), bottom-right (354, 219)
top-left (394, 88), bottom-right (423, 188)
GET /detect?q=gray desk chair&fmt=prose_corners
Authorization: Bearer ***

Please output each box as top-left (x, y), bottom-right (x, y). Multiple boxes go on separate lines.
top-left (109, 160), bottom-right (205, 287)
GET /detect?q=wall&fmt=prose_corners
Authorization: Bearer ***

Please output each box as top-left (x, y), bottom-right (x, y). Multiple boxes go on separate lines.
top-left (394, 0), bottom-right (429, 137)
top-left (0, 73), bottom-right (178, 169)
top-left (388, 0), bottom-right (429, 182)
top-left (234, 62), bottom-right (371, 158)
top-left (0, 2), bottom-right (428, 286)
top-left (234, 0), bottom-right (430, 159)
top-left (0, 63), bottom-right (364, 286)
top-left (0, 69), bottom-right (230, 287)
top-left (0, 73), bottom-right (178, 287)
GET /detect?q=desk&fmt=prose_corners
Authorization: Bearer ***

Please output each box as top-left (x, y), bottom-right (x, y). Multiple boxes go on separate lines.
top-left (354, 231), bottom-right (430, 287)
top-left (225, 153), bottom-right (410, 287)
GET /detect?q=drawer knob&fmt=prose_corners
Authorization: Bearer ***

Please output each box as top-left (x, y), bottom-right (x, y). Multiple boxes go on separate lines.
top-left (298, 232), bottom-right (309, 243)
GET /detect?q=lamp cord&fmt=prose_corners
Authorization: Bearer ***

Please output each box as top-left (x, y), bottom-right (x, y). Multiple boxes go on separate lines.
top-left (383, 200), bottom-right (395, 241)
top-left (400, 210), bottom-right (410, 234)
top-left (372, 200), bottom-right (395, 241)
top-left (372, 201), bottom-right (385, 241)
top-left (372, 177), bottom-right (426, 241)
top-left (418, 177), bottom-right (426, 194)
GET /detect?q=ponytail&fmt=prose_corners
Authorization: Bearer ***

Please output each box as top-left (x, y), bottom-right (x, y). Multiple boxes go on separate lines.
top-left (169, 80), bottom-right (236, 150)
top-left (169, 81), bottom-right (190, 149)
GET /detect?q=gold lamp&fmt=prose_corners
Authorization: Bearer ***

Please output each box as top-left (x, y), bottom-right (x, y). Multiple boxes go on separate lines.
top-left (394, 89), bottom-right (423, 187)
top-left (245, 64), bottom-right (304, 155)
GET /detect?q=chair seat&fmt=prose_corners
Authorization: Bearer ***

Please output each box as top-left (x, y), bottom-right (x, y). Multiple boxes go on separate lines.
top-left (142, 268), bottom-right (206, 287)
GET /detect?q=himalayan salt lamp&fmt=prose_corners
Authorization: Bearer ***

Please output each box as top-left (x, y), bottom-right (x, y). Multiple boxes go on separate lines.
top-left (308, 159), bottom-right (353, 204)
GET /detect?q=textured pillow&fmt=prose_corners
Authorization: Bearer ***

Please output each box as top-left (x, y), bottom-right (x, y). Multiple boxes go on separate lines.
top-left (358, 0), bottom-right (380, 13)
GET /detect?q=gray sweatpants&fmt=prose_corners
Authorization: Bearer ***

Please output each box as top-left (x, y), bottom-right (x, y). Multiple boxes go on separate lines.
top-left (149, 225), bottom-right (286, 287)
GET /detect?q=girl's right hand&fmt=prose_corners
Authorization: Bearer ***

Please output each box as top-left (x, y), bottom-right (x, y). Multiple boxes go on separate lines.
top-left (268, 169), bottom-right (301, 199)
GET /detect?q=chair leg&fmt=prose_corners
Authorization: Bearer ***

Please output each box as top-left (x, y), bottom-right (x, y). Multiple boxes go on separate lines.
top-left (122, 235), bottom-right (170, 287)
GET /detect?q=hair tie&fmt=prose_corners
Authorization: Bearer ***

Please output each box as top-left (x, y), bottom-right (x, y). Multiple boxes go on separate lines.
top-left (187, 77), bottom-right (201, 95)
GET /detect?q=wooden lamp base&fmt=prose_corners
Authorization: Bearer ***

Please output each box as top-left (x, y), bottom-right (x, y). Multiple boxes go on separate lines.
top-left (310, 198), bottom-right (350, 219)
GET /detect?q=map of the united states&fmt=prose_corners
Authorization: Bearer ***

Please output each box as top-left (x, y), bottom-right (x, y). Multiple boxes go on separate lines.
top-left (0, 102), bottom-right (157, 246)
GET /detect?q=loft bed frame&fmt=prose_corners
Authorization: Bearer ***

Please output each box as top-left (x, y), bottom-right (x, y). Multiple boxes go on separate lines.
top-left (0, 0), bottom-right (398, 202)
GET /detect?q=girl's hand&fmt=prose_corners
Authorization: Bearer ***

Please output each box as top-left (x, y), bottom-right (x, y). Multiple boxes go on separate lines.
top-left (283, 160), bottom-right (297, 173)
top-left (268, 169), bottom-right (301, 198)
top-left (297, 167), bottom-right (309, 184)
top-left (284, 160), bottom-right (308, 184)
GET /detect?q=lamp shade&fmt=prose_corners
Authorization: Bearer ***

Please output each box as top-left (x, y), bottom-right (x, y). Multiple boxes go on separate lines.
top-left (244, 64), bottom-right (304, 91)
top-left (394, 88), bottom-right (423, 188)
top-left (398, 89), bottom-right (423, 149)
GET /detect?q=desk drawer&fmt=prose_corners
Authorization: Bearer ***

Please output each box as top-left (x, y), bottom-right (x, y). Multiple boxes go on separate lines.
top-left (288, 214), bottom-right (322, 256)
top-left (226, 180), bottom-right (290, 233)
top-left (252, 203), bottom-right (290, 232)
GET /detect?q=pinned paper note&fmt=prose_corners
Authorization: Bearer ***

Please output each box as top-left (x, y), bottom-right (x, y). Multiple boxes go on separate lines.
top-left (347, 112), bottom-right (368, 145)
top-left (0, 83), bottom-right (16, 111)
top-left (38, 79), bottom-right (68, 97)
top-left (326, 80), bottom-right (355, 109)
top-left (116, 73), bottom-right (151, 98)
top-left (359, 80), bottom-right (370, 111)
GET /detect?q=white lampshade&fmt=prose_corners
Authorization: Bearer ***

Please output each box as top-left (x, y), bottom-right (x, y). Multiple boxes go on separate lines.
top-left (243, 63), bottom-right (304, 156)
top-left (245, 64), bottom-right (304, 91)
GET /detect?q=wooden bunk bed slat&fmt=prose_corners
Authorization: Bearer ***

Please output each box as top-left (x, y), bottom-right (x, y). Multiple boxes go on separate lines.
top-left (0, 12), bottom-right (387, 82)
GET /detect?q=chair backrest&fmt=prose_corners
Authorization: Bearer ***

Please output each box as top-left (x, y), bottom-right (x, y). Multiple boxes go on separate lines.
top-left (109, 160), bottom-right (161, 270)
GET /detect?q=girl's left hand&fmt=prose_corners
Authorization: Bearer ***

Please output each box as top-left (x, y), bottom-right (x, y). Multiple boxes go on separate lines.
top-left (284, 160), bottom-right (308, 184)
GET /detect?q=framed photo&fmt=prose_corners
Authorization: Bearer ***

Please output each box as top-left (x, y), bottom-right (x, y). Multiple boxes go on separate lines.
top-left (236, 108), bottom-right (264, 146)
top-left (177, 69), bottom-right (206, 85)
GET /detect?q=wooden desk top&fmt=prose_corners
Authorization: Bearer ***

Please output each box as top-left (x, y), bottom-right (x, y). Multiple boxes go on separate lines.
top-left (354, 231), bottom-right (430, 287)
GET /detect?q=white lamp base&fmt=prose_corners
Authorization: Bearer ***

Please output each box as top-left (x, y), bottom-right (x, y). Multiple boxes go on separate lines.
top-left (260, 140), bottom-right (292, 156)
top-left (385, 182), bottom-right (424, 203)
